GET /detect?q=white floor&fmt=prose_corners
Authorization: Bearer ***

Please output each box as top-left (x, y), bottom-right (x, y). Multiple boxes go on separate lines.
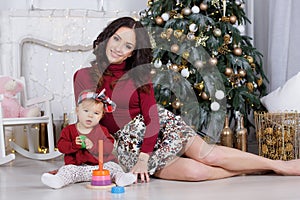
top-left (1, 153), bottom-right (300, 200)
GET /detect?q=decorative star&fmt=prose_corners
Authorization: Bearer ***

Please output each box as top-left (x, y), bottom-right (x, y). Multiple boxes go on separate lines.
top-left (211, 0), bottom-right (220, 7)
top-left (195, 32), bottom-right (209, 47)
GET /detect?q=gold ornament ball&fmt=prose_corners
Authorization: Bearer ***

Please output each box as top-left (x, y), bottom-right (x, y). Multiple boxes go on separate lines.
top-left (162, 100), bottom-right (168, 106)
top-left (200, 3), bottom-right (208, 11)
top-left (225, 67), bottom-right (233, 76)
top-left (170, 64), bottom-right (179, 72)
top-left (171, 44), bottom-right (180, 53)
top-left (182, 7), bottom-right (192, 16)
top-left (209, 57), bottom-right (218, 66)
top-left (182, 51), bottom-right (190, 60)
top-left (233, 47), bottom-right (242, 56)
top-left (246, 55), bottom-right (254, 64)
top-left (155, 16), bottom-right (164, 25)
top-left (147, 0), bottom-right (153, 6)
top-left (246, 82), bottom-right (254, 92)
top-left (194, 60), bottom-right (204, 68)
top-left (166, 28), bottom-right (173, 38)
top-left (201, 92), bottom-right (209, 100)
top-left (257, 76), bottom-right (263, 86)
top-left (174, 30), bottom-right (183, 38)
top-left (238, 69), bottom-right (247, 78)
top-left (213, 28), bottom-right (222, 37)
top-left (172, 99), bottom-right (181, 109)
top-left (230, 15), bottom-right (237, 24)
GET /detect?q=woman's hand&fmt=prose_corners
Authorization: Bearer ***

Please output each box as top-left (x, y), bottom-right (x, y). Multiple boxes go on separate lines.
top-left (130, 152), bottom-right (150, 183)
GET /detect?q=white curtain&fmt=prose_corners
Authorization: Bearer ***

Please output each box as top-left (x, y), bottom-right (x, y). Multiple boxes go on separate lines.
top-left (253, 0), bottom-right (300, 92)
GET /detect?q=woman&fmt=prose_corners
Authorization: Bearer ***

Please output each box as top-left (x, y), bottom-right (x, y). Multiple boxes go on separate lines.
top-left (74, 17), bottom-right (300, 183)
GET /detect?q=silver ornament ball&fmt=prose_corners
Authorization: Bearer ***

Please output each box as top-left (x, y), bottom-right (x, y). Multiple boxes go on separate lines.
top-left (191, 5), bottom-right (200, 13)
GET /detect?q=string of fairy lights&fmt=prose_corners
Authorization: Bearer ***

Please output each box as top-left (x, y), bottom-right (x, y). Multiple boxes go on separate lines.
top-left (14, 9), bottom-right (139, 122)
top-left (10, 1), bottom-right (247, 124)
top-left (0, 1), bottom-right (147, 152)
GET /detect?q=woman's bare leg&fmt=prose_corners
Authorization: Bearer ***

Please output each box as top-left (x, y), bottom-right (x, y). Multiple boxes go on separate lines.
top-left (184, 136), bottom-right (300, 176)
top-left (154, 157), bottom-right (242, 181)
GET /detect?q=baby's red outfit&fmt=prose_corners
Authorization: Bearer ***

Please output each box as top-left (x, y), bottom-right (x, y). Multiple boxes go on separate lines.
top-left (57, 124), bottom-right (116, 165)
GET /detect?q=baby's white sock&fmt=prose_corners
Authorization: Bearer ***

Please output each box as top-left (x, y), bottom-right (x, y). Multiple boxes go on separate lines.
top-left (41, 173), bottom-right (65, 189)
top-left (115, 172), bottom-right (137, 187)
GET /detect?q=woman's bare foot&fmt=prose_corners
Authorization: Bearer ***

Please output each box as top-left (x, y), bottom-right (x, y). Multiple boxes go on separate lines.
top-left (273, 159), bottom-right (300, 176)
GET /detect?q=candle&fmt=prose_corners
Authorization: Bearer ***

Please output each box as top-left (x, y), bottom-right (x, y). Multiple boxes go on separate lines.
top-left (223, 0), bottom-right (227, 17)
top-left (98, 140), bottom-right (103, 170)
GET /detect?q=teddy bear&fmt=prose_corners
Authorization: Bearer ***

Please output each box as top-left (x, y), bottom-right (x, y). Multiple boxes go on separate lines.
top-left (0, 76), bottom-right (40, 118)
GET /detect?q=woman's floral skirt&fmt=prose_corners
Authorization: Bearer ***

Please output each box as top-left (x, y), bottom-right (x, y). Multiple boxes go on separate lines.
top-left (112, 106), bottom-right (197, 175)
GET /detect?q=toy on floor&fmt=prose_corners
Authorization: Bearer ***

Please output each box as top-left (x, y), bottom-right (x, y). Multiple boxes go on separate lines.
top-left (87, 140), bottom-right (115, 189)
top-left (111, 186), bottom-right (125, 194)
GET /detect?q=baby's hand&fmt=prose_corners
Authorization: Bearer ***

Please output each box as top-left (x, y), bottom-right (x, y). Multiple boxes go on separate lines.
top-left (75, 136), bottom-right (83, 146)
top-left (76, 135), bottom-right (87, 148)
top-left (84, 138), bottom-right (93, 149)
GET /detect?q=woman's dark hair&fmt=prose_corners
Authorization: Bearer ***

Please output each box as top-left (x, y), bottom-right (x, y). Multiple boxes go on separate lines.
top-left (91, 17), bottom-right (153, 93)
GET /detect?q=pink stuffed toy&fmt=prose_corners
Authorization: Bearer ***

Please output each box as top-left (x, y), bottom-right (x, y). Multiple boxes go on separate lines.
top-left (0, 76), bottom-right (40, 118)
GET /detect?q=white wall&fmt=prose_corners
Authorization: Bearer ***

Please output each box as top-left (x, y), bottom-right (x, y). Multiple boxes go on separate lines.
top-left (0, 0), bottom-right (148, 147)
top-left (0, 0), bottom-right (147, 12)
top-left (0, 0), bottom-right (148, 122)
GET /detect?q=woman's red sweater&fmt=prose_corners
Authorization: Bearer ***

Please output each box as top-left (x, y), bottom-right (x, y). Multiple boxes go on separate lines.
top-left (73, 62), bottom-right (160, 153)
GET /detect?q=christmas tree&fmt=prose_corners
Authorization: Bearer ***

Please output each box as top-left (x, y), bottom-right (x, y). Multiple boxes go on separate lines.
top-left (139, 0), bottom-right (267, 141)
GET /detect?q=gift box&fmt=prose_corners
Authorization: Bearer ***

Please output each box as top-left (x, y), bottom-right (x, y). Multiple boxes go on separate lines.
top-left (254, 112), bottom-right (299, 160)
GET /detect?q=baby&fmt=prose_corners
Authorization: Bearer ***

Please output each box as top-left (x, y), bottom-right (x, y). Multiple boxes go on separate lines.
top-left (41, 89), bottom-right (136, 189)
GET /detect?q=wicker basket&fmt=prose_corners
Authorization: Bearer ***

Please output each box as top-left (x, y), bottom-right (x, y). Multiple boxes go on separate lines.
top-left (254, 111), bottom-right (299, 160)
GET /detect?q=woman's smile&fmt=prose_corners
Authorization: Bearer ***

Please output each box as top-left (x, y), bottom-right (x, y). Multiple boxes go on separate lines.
top-left (110, 49), bottom-right (122, 58)
top-left (105, 26), bottom-right (136, 64)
